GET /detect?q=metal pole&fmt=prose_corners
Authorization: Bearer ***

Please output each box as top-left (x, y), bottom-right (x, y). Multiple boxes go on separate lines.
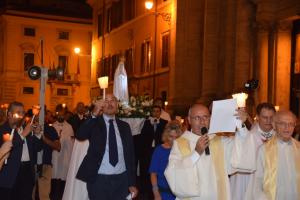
top-left (152, 0), bottom-right (158, 98)
top-left (40, 38), bottom-right (44, 65)
top-left (38, 67), bottom-right (47, 133)
top-left (39, 39), bottom-right (46, 133)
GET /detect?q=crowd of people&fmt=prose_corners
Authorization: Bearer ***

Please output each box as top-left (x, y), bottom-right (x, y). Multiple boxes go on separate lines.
top-left (0, 95), bottom-right (299, 200)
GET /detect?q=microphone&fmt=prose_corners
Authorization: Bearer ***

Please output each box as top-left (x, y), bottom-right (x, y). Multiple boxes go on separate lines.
top-left (201, 127), bottom-right (210, 155)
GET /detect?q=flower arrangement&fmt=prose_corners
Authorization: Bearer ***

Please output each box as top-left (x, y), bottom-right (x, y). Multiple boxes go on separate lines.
top-left (117, 95), bottom-right (153, 118)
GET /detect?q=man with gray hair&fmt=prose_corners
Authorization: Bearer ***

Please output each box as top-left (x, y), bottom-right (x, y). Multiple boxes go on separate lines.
top-left (251, 110), bottom-right (300, 200)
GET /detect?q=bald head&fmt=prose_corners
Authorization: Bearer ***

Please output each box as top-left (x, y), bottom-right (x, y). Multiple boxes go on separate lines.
top-left (103, 93), bottom-right (119, 116)
top-left (188, 104), bottom-right (210, 117)
top-left (188, 104), bottom-right (210, 135)
top-left (274, 110), bottom-right (297, 142)
top-left (274, 110), bottom-right (296, 123)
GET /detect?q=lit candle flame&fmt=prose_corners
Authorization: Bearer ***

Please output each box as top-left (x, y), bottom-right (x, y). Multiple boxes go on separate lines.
top-left (13, 113), bottom-right (22, 119)
top-left (32, 105), bottom-right (40, 115)
top-left (2, 133), bottom-right (10, 142)
top-left (232, 92), bottom-right (248, 108)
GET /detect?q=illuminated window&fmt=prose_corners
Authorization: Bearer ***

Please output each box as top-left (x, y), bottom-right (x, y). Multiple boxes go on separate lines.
top-left (161, 32), bottom-right (170, 68)
top-left (141, 40), bottom-right (151, 73)
top-left (58, 56), bottom-right (68, 72)
top-left (24, 53), bottom-right (34, 71)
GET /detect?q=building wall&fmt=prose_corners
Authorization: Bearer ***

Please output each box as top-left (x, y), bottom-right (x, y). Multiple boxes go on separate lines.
top-left (88, 0), bottom-right (300, 116)
top-left (89, 0), bottom-right (174, 101)
top-left (0, 13), bottom-right (92, 111)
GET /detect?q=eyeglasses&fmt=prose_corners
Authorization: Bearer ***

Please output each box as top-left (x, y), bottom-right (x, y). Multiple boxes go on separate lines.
top-left (169, 124), bottom-right (180, 130)
top-left (276, 121), bottom-right (296, 128)
top-left (190, 115), bottom-right (210, 121)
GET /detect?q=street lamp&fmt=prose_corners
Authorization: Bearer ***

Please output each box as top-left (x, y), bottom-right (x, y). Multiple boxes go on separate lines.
top-left (145, 0), bottom-right (154, 10)
top-left (145, 0), bottom-right (171, 98)
top-left (74, 47), bottom-right (81, 54)
top-left (74, 47), bottom-right (81, 75)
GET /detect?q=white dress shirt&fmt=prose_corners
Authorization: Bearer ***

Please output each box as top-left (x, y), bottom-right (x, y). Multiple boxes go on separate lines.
top-left (98, 114), bottom-right (126, 175)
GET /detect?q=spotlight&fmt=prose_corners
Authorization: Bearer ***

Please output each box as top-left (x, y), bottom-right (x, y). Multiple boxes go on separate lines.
top-left (28, 66), bottom-right (65, 81)
top-left (244, 79), bottom-right (259, 90)
top-left (28, 66), bottom-right (41, 80)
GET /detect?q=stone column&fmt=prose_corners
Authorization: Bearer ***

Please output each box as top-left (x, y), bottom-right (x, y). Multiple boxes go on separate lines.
top-left (169, 0), bottom-right (205, 115)
top-left (255, 20), bottom-right (272, 104)
top-left (274, 20), bottom-right (293, 110)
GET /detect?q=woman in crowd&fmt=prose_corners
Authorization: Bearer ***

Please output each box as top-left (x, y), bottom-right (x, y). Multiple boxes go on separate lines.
top-left (149, 120), bottom-right (183, 200)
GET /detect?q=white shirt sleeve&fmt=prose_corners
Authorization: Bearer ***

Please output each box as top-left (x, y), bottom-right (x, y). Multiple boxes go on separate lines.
top-left (227, 127), bottom-right (256, 174)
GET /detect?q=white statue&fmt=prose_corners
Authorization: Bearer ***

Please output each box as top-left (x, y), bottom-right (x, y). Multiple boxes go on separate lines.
top-left (113, 58), bottom-right (129, 104)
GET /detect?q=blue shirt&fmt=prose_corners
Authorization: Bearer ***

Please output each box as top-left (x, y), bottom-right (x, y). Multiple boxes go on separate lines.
top-left (149, 144), bottom-right (175, 200)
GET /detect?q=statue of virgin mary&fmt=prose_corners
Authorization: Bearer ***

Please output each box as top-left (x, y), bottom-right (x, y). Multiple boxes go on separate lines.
top-left (113, 57), bottom-right (129, 104)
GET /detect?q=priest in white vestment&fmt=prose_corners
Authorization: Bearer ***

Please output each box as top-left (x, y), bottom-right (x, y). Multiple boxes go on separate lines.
top-left (250, 110), bottom-right (300, 200)
top-left (165, 104), bottom-right (256, 200)
top-left (230, 103), bottom-right (276, 200)
top-left (62, 139), bottom-right (89, 200)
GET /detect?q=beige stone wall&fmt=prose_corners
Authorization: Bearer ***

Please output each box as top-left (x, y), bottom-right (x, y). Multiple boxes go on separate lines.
top-left (90, 0), bottom-right (174, 99)
top-left (0, 14), bottom-right (92, 111)
top-left (88, 0), bottom-right (300, 116)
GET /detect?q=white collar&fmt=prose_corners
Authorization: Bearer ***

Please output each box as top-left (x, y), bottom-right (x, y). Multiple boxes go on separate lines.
top-left (103, 114), bottom-right (115, 123)
top-left (149, 117), bottom-right (160, 124)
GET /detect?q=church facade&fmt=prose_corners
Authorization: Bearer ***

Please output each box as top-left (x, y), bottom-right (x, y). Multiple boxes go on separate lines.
top-left (88, 0), bottom-right (300, 116)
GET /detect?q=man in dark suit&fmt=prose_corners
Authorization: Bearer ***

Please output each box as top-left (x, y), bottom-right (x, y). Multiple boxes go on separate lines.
top-left (0, 101), bottom-right (42, 200)
top-left (76, 94), bottom-right (138, 200)
top-left (138, 105), bottom-right (168, 199)
top-left (68, 102), bottom-right (86, 136)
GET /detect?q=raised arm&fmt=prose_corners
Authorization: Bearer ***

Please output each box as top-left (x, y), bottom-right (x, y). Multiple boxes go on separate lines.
top-left (75, 117), bottom-right (98, 141)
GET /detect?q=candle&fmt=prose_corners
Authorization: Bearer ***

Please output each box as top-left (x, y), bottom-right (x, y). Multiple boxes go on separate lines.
top-left (98, 76), bottom-right (109, 100)
top-left (30, 115), bottom-right (36, 125)
top-left (2, 133), bottom-right (10, 142)
top-left (232, 92), bottom-right (248, 108)
top-left (9, 129), bottom-right (15, 141)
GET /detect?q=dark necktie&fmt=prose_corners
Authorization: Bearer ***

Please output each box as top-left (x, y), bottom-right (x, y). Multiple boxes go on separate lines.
top-left (109, 119), bottom-right (118, 166)
top-left (154, 119), bottom-right (158, 132)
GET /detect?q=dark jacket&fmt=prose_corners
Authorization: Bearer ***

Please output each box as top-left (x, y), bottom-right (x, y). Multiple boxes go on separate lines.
top-left (76, 116), bottom-right (136, 186)
top-left (0, 122), bottom-right (42, 188)
top-left (139, 118), bottom-right (168, 154)
top-left (67, 114), bottom-right (86, 136)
